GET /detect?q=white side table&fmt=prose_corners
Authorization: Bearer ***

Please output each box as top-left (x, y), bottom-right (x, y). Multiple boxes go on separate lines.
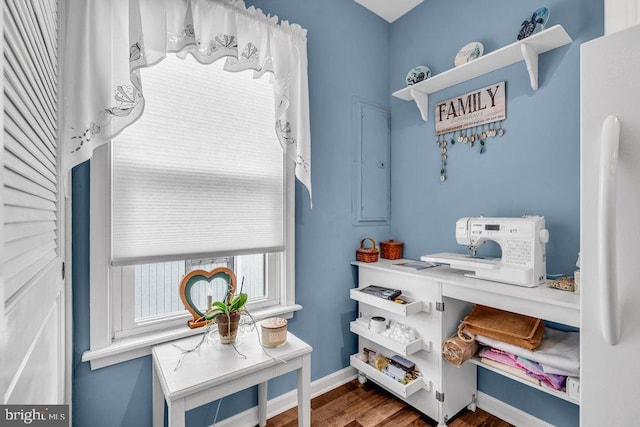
top-left (152, 331), bottom-right (312, 427)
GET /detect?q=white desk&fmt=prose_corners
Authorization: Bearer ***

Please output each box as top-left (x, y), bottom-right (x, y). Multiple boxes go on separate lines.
top-left (152, 331), bottom-right (312, 427)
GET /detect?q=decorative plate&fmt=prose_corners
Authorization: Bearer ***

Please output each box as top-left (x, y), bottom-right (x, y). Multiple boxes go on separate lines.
top-left (454, 42), bottom-right (484, 67)
top-left (406, 65), bottom-right (431, 86)
top-left (517, 7), bottom-right (550, 40)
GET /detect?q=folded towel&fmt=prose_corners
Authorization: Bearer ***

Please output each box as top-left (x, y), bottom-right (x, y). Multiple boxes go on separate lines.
top-left (476, 328), bottom-right (579, 376)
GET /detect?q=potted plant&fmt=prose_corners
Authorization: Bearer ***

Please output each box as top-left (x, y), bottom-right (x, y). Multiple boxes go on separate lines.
top-left (204, 285), bottom-right (248, 344)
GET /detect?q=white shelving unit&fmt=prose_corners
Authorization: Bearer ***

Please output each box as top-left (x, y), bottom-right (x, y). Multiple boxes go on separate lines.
top-left (392, 25), bottom-right (573, 121)
top-left (351, 258), bottom-right (581, 420)
top-left (350, 260), bottom-right (477, 426)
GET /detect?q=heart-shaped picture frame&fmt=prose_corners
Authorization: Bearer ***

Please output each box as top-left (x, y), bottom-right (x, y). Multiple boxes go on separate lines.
top-left (179, 267), bottom-right (237, 329)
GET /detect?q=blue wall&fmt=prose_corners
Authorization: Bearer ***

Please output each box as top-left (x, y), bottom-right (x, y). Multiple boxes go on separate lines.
top-left (389, 1), bottom-right (602, 426)
top-left (72, 1), bottom-right (602, 426)
top-left (72, 0), bottom-right (390, 425)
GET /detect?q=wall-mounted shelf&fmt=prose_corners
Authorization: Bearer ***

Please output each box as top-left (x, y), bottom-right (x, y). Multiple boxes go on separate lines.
top-left (392, 25), bottom-right (573, 121)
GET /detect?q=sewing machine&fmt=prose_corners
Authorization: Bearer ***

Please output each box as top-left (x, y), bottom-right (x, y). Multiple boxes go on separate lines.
top-left (421, 216), bottom-right (549, 287)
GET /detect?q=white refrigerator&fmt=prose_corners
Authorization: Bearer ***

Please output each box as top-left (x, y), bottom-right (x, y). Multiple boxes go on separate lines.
top-left (581, 24), bottom-right (640, 425)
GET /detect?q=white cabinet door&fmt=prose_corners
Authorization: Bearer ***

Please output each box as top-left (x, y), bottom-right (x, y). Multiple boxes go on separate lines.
top-left (605, 0), bottom-right (640, 34)
top-left (581, 25), bottom-right (640, 426)
top-left (1, 0), bottom-right (66, 405)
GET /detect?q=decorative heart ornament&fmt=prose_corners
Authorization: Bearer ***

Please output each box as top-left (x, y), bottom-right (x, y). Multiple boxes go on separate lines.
top-left (179, 267), bottom-right (237, 329)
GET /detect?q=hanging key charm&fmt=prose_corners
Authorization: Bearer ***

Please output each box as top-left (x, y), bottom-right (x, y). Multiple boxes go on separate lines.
top-left (440, 140), bottom-right (447, 182)
top-left (497, 121), bottom-right (504, 136)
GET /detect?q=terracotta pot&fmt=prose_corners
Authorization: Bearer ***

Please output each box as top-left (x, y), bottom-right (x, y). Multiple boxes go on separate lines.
top-left (215, 312), bottom-right (241, 344)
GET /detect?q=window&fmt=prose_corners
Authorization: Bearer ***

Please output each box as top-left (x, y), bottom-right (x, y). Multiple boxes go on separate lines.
top-left (85, 55), bottom-right (299, 369)
top-left (131, 255), bottom-right (265, 324)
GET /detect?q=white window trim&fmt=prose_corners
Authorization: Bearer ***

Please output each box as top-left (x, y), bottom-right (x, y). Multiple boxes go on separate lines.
top-left (84, 131), bottom-right (299, 370)
top-left (115, 253), bottom-right (281, 339)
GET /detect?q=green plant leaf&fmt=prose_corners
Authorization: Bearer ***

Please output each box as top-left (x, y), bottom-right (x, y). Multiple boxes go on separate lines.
top-left (230, 293), bottom-right (248, 311)
top-left (212, 301), bottom-right (228, 313)
top-left (204, 307), bottom-right (224, 320)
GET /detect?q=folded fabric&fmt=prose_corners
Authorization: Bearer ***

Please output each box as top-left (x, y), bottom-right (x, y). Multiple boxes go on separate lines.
top-left (476, 328), bottom-right (579, 376)
top-left (515, 356), bottom-right (567, 390)
top-left (480, 347), bottom-right (566, 390)
top-left (480, 358), bottom-right (540, 386)
top-left (478, 347), bottom-right (520, 369)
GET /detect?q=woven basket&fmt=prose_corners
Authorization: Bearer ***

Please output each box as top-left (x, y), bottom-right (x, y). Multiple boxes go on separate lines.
top-left (356, 238), bottom-right (379, 263)
top-left (442, 334), bottom-right (479, 366)
top-left (459, 305), bottom-right (544, 350)
top-left (380, 240), bottom-right (403, 260)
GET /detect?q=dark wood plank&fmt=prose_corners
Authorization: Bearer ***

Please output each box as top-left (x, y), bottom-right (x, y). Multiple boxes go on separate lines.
top-left (266, 380), bottom-right (513, 427)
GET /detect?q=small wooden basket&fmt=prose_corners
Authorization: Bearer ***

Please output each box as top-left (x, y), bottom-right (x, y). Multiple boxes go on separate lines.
top-left (380, 240), bottom-right (404, 260)
top-left (356, 238), bottom-right (379, 263)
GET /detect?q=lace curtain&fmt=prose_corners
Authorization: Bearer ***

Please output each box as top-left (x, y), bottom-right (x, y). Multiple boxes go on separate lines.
top-left (63, 0), bottom-right (311, 200)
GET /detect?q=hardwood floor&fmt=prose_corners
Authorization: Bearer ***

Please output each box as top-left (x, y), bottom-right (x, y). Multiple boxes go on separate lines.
top-left (266, 380), bottom-right (513, 427)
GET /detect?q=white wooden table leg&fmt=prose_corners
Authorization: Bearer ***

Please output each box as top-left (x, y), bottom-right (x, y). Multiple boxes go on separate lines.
top-left (258, 381), bottom-right (268, 427)
top-left (152, 364), bottom-right (164, 427)
top-left (168, 398), bottom-right (186, 427)
top-left (297, 354), bottom-right (311, 427)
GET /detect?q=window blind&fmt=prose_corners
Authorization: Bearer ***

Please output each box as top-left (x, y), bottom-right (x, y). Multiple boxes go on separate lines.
top-left (111, 56), bottom-right (284, 265)
top-left (3, 0), bottom-right (59, 300)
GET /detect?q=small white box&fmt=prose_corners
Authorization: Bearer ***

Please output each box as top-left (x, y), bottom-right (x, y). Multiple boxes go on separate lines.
top-left (567, 376), bottom-right (580, 400)
top-left (386, 364), bottom-right (406, 382)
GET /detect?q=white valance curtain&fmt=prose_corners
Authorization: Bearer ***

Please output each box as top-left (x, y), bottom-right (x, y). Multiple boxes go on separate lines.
top-left (63, 0), bottom-right (311, 200)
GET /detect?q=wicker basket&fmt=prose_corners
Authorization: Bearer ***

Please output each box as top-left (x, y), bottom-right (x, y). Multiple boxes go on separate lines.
top-left (459, 305), bottom-right (545, 350)
top-left (442, 334), bottom-right (479, 366)
top-left (380, 240), bottom-right (403, 260)
top-left (356, 238), bottom-right (379, 263)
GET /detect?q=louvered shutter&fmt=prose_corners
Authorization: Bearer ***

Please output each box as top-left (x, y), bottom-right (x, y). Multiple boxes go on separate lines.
top-left (3, 0), bottom-right (59, 301)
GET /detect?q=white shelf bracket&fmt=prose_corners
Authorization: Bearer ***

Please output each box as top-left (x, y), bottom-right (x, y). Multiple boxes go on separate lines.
top-left (520, 43), bottom-right (539, 90)
top-left (423, 340), bottom-right (432, 353)
top-left (422, 301), bottom-right (432, 314)
top-left (410, 89), bottom-right (429, 121)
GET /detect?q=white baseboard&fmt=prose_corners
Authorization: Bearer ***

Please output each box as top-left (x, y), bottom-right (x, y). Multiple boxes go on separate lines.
top-left (213, 366), bottom-right (357, 427)
top-left (476, 391), bottom-right (554, 427)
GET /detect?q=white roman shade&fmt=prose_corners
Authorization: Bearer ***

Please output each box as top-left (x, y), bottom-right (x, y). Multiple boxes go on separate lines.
top-left (110, 56), bottom-right (284, 265)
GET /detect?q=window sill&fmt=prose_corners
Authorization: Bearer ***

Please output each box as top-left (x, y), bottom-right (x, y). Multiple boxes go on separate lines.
top-left (82, 304), bottom-right (303, 370)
